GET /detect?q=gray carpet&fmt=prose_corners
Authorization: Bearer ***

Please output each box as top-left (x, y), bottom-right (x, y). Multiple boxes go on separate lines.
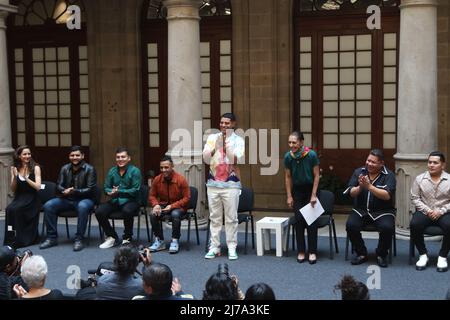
top-left (1, 220), bottom-right (449, 300)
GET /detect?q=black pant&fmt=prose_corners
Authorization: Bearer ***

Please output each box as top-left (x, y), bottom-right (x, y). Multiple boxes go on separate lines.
top-left (95, 201), bottom-right (140, 240)
top-left (410, 211), bottom-right (450, 257)
top-left (292, 187), bottom-right (318, 255)
top-left (346, 211), bottom-right (395, 258)
top-left (150, 209), bottom-right (185, 240)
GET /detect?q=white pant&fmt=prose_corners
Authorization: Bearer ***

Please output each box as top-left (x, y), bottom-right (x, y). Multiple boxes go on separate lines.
top-left (207, 186), bottom-right (241, 251)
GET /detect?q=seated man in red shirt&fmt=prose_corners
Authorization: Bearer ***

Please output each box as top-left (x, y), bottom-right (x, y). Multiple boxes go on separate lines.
top-left (148, 156), bottom-right (190, 254)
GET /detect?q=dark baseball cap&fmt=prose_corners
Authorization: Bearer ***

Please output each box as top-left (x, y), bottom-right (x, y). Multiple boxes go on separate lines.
top-left (0, 246), bottom-right (16, 270)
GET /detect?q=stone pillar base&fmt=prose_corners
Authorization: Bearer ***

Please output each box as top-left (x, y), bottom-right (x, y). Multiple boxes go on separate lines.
top-left (166, 149), bottom-right (207, 227)
top-left (0, 147), bottom-right (14, 211)
top-left (394, 153), bottom-right (429, 238)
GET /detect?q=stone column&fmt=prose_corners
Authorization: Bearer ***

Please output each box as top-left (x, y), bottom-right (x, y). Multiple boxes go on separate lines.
top-left (0, 1), bottom-right (18, 212)
top-left (395, 0), bottom-right (438, 236)
top-left (163, 0), bottom-right (205, 224)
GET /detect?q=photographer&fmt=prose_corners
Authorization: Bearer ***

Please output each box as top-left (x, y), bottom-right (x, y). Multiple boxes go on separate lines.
top-left (202, 263), bottom-right (244, 300)
top-left (95, 245), bottom-right (148, 300)
top-left (133, 263), bottom-right (193, 300)
top-left (0, 246), bottom-right (29, 300)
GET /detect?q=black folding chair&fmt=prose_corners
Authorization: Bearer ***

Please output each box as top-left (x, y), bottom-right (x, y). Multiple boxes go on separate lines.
top-left (285, 190), bottom-right (339, 259)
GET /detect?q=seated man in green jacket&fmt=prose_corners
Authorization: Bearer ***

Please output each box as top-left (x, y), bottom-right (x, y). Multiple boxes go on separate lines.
top-left (97, 147), bottom-right (142, 248)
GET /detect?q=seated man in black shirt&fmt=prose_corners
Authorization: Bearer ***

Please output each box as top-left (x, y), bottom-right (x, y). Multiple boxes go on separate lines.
top-left (344, 149), bottom-right (396, 268)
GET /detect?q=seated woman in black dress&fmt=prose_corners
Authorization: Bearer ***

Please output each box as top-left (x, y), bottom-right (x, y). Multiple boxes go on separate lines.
top-left (4, 145), bottom-right (42, 248)
top-left (13, 255), bottom-right (64, 300)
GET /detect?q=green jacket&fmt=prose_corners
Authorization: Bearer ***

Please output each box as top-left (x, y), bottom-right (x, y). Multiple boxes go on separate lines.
top-left (104, 164), bottom-right (142, 205)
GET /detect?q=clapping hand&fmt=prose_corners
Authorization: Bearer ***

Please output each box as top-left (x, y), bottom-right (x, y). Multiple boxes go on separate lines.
top-left (107, 186), bottom-right (119, 197)
top-left (171, 277), bottom-right (182, 295)
top-left (13, 284), bottom-right (28, 298)
top-left (358, 174), bottom-right (370, 189)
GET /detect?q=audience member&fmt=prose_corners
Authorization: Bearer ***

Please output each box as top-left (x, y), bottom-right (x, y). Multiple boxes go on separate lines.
top-left (148, 156), bottom-right (190, 254)
top-left (97, 147), bottom-right (142, 248)
top-left (410, 151), bottom-right (450, 272)
top-left (40, 145), bottom-right (97, 252)
top-left (203, 113), bottom-right (245, 260)
top-left (4, 145), bottom-right (41, 248)
top-left (245, 283), bottom-right (276, 300)
top-left (344, 149), bottom-right (396, 268)
top-left (284, 131), bottom-right (320, 264)
top-left (13, 255), bottom-right (64, 300)
top-left (95, 245), bottom-right (146, 299)
top-left (202, 263), bottom-right (244, 300)
top-left (133, 263), bottom-right (193, 300)
top-left (0, 246), bottom-right (29, 300)
top-left (335, 275), bottom-right (370, 300)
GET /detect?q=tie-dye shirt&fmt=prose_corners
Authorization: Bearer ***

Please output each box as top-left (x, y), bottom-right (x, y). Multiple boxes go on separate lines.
top-left (203, 132), bottom-right (245, 189)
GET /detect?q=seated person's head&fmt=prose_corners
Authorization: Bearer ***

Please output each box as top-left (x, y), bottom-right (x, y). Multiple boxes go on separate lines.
top-left (245, 283), bottom-right (276, 300)
top-left (428, 151), bottom-right (446, 176)
top-left (0, 246), bottom-right (18, 275)
top-left (203, 263), bottom-right (240, 300)
top-left (160, 156), bottom-right (174, 179)
top-left (335, 275), bottom-right (369, 300)
top-left (113, 245), bottom-right (139, 277)
top-left (21, 255), bottom-right (47, 290)
top-left (142, 263), bottom-right (172, 296)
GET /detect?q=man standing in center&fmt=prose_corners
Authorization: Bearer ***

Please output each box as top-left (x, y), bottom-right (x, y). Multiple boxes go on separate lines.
top-left (203, 113), bottom-right (245, 260)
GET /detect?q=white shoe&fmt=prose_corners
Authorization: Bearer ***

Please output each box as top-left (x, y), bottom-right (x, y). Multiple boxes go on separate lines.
top-left (204, 248), bottom-right (221, 259)
top-left (228, 248), bottom-right (238, 260)
top-left (437, 256), bottom-right (448, 272)
top-left (415, 254), bottom-right (428, 271)
top-left (99, 236), bottom-right (117, 249)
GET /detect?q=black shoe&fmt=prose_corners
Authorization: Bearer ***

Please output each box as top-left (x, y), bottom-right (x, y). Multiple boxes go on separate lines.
top-left (350, 255), bottom-right (368, 265)
top-left (39, 238), bottom-right (58, 250)
top-left (308, 254), bottom-right (317, 264)
top-left (297, 258), bottom-right (306, 264)
top-left (73, 240), bottom-right (84, 252)
top-left (377, 256), bottom-right (388, 268)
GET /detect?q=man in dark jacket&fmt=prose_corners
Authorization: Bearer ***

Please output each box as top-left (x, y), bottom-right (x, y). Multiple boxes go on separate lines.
top-left (40, 145), bottom-right (97, 251)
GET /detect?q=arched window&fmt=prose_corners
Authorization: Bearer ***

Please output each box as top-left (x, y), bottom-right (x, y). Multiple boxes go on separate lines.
top-left (293, 0), bottom-right (400, 179)
top-left (140, 0), bottom-right (232, 173)
top-left (8, 0), bottom-right (88, 181)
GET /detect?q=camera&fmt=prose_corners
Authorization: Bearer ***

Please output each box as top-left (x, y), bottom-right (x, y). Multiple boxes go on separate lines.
top-left (16, 249), bottom-right (33, 263)
top-left (218, 263), bottom-right (229, 277)
top-left (138, 245), bottom-right (148, 263)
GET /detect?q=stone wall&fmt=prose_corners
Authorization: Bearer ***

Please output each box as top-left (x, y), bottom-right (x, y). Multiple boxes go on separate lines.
top-left (232, 0), bottom-right (293, 209)
top-left (437, 0), bottom-right (449, 157)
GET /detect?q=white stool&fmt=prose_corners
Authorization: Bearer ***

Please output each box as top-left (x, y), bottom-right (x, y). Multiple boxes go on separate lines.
top-left (256, 217), bottom-right (289, 257)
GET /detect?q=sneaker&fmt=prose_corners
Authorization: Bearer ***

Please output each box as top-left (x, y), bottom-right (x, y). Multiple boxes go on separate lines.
top-left (437, 256), bottom-right (448, 272)
top-left (415, 254), bottom-right (429, 271)
top-left (228, 248), bottom-right (238, 260)
top-left (149, 238), bottom-right (166, 252)
top-left (204, 248), bottom-right (221, 259)
top-left (99, 236), bottom-right (118, 249)
top-left (169, 240), bottom-right (179, 254)
top-left (122, 238), bottom-right (132, 245)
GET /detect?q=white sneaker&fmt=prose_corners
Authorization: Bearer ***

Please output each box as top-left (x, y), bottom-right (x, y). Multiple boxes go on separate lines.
top-left (415, 254), bottom-right (428, 271)
top-left (204, 247), bottom-right (221, 259)
top-left (99, 236), bottom-right (117, 249)
top-left (228, 248), bottom-right (238, 260)
top-left (122, 238), bottom-right (131, 245)
top-left (437, 256), bottom-right (448, 272)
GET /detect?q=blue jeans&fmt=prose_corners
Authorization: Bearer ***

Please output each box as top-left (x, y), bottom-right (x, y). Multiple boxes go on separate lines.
top-left (43, 197), bottom-right (95, 240)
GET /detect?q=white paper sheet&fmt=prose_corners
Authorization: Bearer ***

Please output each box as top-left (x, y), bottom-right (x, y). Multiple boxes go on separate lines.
top-left (299, 200), bottom-right (325, 226)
